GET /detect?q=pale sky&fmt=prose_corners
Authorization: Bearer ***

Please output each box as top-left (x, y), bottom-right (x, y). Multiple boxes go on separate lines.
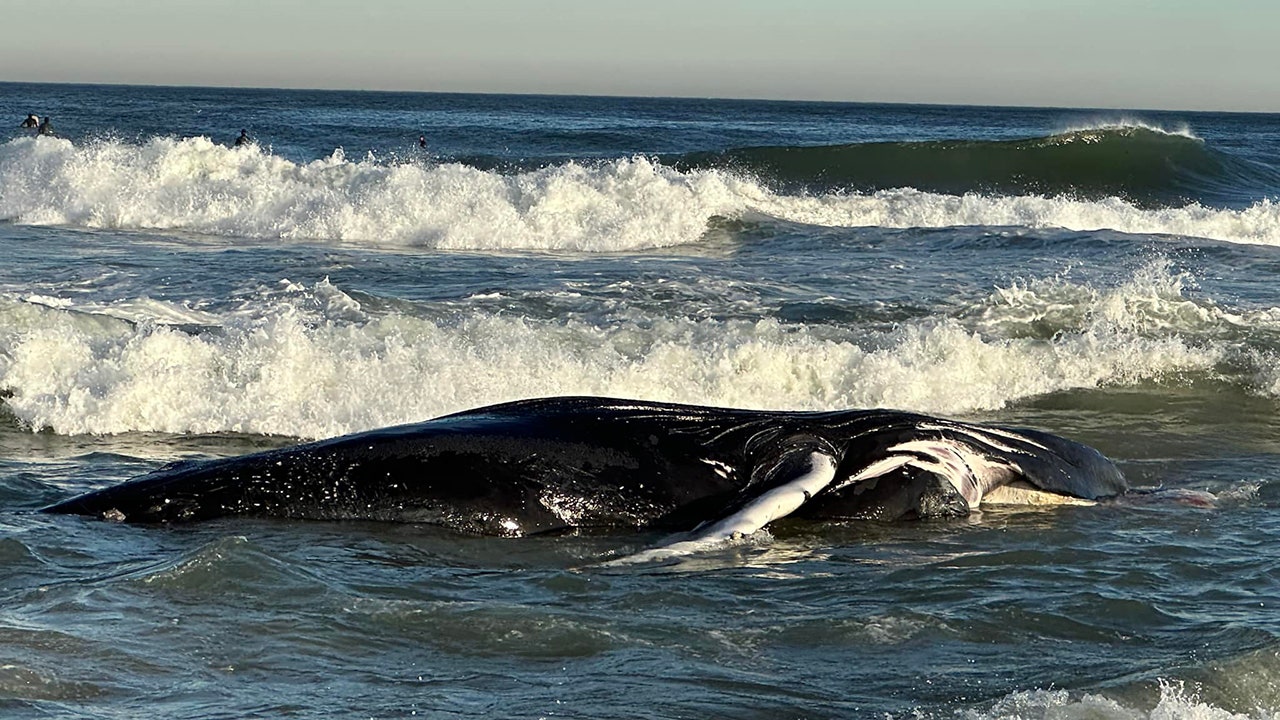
top-left (0, 0), bottom-right (1274, 112)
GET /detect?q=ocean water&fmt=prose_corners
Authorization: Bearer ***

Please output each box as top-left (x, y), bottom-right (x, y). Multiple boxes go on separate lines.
top-left (2, 82), bottom-right (1280, 718)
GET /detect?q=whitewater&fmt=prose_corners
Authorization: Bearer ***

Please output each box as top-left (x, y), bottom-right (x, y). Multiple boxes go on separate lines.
top-left (3, 134), bottom-right (1279, 249)
top-left (0, 263), bottom-right (1247, 439)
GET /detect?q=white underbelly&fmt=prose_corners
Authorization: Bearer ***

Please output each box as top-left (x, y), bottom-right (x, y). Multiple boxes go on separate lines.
top-left (981, 480), bottom-right (1098, 507)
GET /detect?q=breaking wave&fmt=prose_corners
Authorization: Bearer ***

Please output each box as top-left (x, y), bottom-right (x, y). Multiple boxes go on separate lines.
top-left (2, 261), bottom-right (1275, 439)
top-left (674, 126), bottom-right (1280, 207)
top-left (1, 134), bottom-right (1279, 250)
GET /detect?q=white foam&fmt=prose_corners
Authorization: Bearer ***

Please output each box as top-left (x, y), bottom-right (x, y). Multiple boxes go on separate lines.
top-left (966, 681), bottom-right (1266, 720)
top-left (1054, 118), bottom-right (1200, 140)
top-left (757, 190), bottom-right (1280, 247)
top-left (0, 136), bottom-right (748, 251)
top-left (975, 258), bottom-right (1253, 337)
top-left (2, 136), bottom-right (1279, 250)
top-left (0, 264), bottom-right (1237, 438)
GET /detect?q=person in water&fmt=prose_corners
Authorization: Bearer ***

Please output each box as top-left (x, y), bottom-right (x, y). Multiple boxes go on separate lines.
top-left (20, 114), bottom-right (38, 129)
top-left (418, 135), bottom-right (427, 149)
top-left (234, 129), bottom-right (251, 147)
top-left (36, 116), bottom-right (53, 136)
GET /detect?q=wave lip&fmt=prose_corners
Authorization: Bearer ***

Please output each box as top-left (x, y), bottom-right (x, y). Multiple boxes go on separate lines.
top-left (673, 126), bottom-right (1280, 208)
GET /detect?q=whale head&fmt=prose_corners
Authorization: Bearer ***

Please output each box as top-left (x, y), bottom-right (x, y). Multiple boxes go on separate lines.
top-left (806, 418), bottom-right (1127, 521)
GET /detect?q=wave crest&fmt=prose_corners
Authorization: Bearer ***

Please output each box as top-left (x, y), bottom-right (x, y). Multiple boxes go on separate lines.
top-left (0, 136), bottom-right (748, 251)
top-left (674, 126), bottom-right (1280, 207)
top-left (2, 135), bottom-right (1280, 250)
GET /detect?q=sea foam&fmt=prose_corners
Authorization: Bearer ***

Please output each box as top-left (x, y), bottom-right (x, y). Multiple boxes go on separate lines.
top-left (0, 136), bottom-right (747, 251)
top-left (1, 136), bottom-right (1279, 250)
top-left (0, 264), bottom-right (1245, 439)
top-left (964, 681), bottom-right (1267, 720)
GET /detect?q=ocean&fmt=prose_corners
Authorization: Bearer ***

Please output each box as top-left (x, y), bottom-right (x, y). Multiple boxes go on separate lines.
top-left (1, 82), bottom-right (1279, 719)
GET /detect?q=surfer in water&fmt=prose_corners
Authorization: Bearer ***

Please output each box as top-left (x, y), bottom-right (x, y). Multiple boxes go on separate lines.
top-left (418, 135), bottom-right (427, 149)
top-left (20, 114), bottom-right (39, 129)
top-left (36, 116), bottom-right (54, 136)
top-left (234, 129), bottom-right (251, 147)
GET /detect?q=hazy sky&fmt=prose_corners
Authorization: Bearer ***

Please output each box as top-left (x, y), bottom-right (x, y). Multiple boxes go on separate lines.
top-left (1, 0), bottom-right (1273, 111)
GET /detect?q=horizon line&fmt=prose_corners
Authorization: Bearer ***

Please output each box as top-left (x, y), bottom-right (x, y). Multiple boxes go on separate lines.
top-left (1, 78), bottom-right (1275, 117)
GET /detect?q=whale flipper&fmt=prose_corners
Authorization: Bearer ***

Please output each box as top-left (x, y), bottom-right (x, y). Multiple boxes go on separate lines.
top-left (610, 450), bottom-right (838, 564)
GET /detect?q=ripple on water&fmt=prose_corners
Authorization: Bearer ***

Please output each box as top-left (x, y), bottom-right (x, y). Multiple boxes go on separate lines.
top-left (130, 535), bottom-right (332, 599)
top-left (341, 596), bottom-right (622, 659)
top-left (0, 662), bottom-right (104, 702)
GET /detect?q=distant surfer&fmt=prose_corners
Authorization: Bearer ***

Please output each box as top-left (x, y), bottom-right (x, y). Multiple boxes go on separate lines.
top-left (36, 116), bottom-right (54, 136)
top-left (418, 135), bottom-right (427, 149)
top-left (19, 114), bottom-right (38, 129)
top-left (234, 129), bottom-right (251, 147)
